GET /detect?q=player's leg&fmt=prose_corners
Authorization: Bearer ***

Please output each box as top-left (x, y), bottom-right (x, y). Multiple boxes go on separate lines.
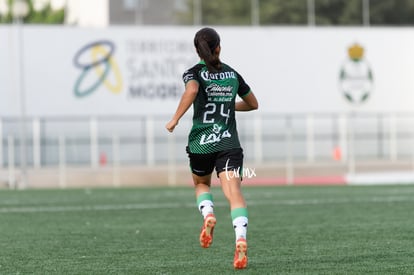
top-left (192, 173), bottom-right (216, 248)
top-left (188, 149), bottom-right (217, 248)
top-left (216, 148), bottom-right (248, 269)
top-left (194, 173), bottom-right (214, 217)
top-left (219, 172), bottom-right (248, 269)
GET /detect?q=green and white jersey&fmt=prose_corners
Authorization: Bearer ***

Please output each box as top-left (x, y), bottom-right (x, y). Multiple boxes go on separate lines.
top-left (183, 61), bottom-right (251, 154)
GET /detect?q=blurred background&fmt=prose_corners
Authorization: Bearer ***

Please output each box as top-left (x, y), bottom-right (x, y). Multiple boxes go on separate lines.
top-left (2, 0), bottom-right (414, 189)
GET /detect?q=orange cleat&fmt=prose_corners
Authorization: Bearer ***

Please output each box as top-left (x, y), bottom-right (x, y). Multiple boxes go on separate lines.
top-left (199, 213), bottom-right (216, 248)
top-left (233, 238), bottom-right (248, 269)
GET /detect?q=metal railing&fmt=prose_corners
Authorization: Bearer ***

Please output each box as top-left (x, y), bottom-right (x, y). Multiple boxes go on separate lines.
top-left (2, 112), bottom-right (414, 188)
top-left (2, 112), bottom-right (414, 167)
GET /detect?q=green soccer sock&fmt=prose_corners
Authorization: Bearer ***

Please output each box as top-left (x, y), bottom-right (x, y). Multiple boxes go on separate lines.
top-left (231, 208), bottom-right (248, 241)
top-left (197, 192), bottom-right (214, 218)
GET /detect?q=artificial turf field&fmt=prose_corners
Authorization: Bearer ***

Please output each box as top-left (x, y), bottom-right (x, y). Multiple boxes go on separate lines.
top-left (0, 185), bottom-right (414, 274)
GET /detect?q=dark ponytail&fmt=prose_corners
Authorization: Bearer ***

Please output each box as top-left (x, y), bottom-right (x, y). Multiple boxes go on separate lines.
top-left (194, 27), bottom-right (222, 73)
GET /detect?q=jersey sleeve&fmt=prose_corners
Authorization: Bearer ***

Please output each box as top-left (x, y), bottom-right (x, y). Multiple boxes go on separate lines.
top-left (182, 67), bottom-right (198, 85)
top-left (236, 72), bottom-right (251, 97)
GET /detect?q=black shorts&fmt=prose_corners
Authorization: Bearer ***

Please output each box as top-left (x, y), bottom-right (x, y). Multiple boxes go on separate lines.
top-left (187, 147), bottom-right (244, 177)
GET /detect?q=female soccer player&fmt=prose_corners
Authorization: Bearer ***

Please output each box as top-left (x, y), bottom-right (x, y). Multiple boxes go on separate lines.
top-left (165, 27), bottom-right (258, 269)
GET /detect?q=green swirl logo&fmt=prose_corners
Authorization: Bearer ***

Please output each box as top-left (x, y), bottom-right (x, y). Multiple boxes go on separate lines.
top-left (73, 40), bottom-right (123, 98)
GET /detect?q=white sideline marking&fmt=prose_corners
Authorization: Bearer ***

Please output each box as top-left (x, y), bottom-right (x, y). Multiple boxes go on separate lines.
top-left (346, 171), bottom-right (414, 185)
top-left (0, 196), bottom-right (413, 214)
top-left (0, 202), bottom-right (194, 213)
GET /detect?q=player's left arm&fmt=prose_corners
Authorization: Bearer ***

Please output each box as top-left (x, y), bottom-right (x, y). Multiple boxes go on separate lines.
top-left (236, 91), bottom-right (259, 111)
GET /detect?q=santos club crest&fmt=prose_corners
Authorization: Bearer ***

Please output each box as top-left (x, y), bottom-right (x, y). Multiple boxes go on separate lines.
top-left (339, 43), bottom-right (374, 105)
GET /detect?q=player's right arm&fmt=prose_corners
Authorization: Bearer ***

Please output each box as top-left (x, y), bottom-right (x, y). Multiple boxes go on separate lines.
top-left (236, 91), bottom-right (259, 111)
top-left (166, 80), bottom-right (199, 133)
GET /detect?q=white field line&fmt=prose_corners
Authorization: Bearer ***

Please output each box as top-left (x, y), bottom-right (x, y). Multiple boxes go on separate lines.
top-left (0, 196), bottom-right (413, 214)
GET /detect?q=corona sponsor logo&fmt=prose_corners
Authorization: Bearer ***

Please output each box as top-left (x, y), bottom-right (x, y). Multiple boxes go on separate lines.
top-left (200, 71), bottom-right (236, 81)
top-left (73, 40), bottom-right (123, 98)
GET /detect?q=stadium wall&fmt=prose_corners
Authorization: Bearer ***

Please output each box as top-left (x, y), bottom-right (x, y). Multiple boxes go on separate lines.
top-left (3, 26), bottom-right (414, 188)
top-left (2, 26), bottom-right (414, 117)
